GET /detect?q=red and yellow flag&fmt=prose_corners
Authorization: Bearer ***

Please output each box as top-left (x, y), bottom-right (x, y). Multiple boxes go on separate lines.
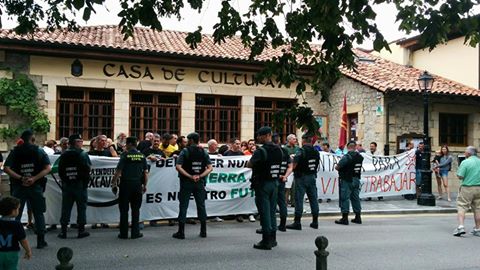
top-left (339, 93), bottom-right (347, 148)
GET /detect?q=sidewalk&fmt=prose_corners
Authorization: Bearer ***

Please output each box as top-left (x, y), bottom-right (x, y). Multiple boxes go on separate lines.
top-left (292, 193), bottom-right (458, 217)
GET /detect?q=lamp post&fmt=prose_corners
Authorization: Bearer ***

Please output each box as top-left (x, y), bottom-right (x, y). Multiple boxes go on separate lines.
top-left (417, 71), bottom-right (436, 206)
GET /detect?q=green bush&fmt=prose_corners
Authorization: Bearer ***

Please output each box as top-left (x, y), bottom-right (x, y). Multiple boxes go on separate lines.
top-left (0, 74), bottom-right (50, 139)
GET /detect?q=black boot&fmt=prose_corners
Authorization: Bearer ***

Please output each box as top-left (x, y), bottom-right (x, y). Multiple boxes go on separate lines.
top-left (37, 234), bottom-right (48, 249)
top-left (253, 233), bottom-right (272, 250)
top-left (335, 213), bottom-right (349, 225)
top-left (278, 217), bottom-right (286, 232)
top-left (172, 222), bottom-right (185, 239)
top-left (270, 231), bottom-right (277, 247)
top-left (256, 228), bottom-right (263, 234)
top-left (286, 216), bottom-right (302, 230)
top-left (200, 222), bottom-right (207, 238)
top-left (351, 212), bottom-right (362, 224)
top-left (77, 224), bottom-right (90, 239)
top-left (310, 215), bottom-right (319, 229)
top-left (57, 225), bottom-right (67, 239)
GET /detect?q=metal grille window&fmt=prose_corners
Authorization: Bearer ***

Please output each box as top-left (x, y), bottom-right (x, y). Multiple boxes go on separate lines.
top-left (254, 98), bottom-right (296, 144)
top-left (57, 88), bottom-right (114, 139)
top-left (195, 95), bottom-right (240, 143)
top-left (130, 91), bottom-right (180, 140)
top-left (439, 113), bottom-right (468, 146)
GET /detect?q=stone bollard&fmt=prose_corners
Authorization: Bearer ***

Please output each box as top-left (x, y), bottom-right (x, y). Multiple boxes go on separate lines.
top-left (56, 247), bottom-right (74, 270)
top-left (314, 236), bottom-right (329, 270)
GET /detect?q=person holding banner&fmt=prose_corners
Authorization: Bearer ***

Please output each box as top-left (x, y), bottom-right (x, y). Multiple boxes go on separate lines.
top-left (57, 134), bottom-right (92, 239)
top-left (335, 141), bottom-right (364, 225)
top-left (173, 132), bottom-right (213, 239)
top-left (286, 133), bottom-right (320, 231)
top-left (111, 137), bottom-right (148, 239)
top-left (248, 126), bottom-right (283, 250)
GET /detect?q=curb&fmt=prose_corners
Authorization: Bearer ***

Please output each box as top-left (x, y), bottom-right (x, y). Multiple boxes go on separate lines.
top-left (290, 208), bottom-right (457, 218)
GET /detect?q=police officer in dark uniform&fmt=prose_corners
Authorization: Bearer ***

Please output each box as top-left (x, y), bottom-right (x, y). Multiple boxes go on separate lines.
top-left (255, 133), bottom-right (292, 234)
top-left (286, 132), bottom-right (320, 230)
top-left (248, 127), bottom-right (283, 250)
top-left (335, 141), bottom-right (364, 225)
top-left (4, 130), bottom-right (51, 248)
top-left (173, 132), bottom-right (213, 239)
top-left (57, 134), bottom-right (91, 239)
top-left (112, 137), bottom-right (148, 239)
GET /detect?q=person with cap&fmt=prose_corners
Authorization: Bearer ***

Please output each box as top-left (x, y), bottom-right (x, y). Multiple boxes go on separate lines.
top-left (111, 137), bottom-right (148, 239)
top-left (173, 132), bottom-right (213, 239)
top-left (247, 126), bottom-right (283, 250)
top-left (57, 134), bottom-right (91, 239)
top-left (3, 130), bottom-right (51, 248)
top-left (334, 141), bottom-right (364, 225)
top-left (256, 133), bottom-right (293, 234)
top-left (286, 132), bottom-right (320, 230)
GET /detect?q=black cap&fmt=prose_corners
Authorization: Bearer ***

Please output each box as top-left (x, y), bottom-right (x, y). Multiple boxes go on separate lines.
top-left (257, 126), bottom-right (272, 136)
top-left (20, 129), bottom-right (33, 141)
top-left (187, 132), bottom-right (200, 141)
top-left (302, 132), bottom-right (314, 139)
top-left (126, 136), bottom-right (138, 145)
top-left (68, 134), bottom-right (82, 144)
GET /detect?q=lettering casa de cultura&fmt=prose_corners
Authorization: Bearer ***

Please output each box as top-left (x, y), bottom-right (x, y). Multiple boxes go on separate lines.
top-left (102, 63), bottom-right (279, 88)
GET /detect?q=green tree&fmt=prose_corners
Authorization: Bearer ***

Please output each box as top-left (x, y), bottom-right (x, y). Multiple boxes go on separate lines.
top-left (1, 0), bottom-right (479, 133)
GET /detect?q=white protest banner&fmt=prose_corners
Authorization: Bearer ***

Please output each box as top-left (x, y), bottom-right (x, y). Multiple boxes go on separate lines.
top-left (43, 150), bottom-right (416, 224)
top-left (45, 155), bottom-right (256, 224)
top-left (314, 149), bottom-right (416, 199)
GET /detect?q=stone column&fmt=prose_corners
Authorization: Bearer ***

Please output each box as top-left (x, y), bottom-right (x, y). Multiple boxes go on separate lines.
top-left (114, 88), bottom-right (130, 137)
top-left (45, 83), bottom-right (57, 139)
top-left (240, 96), bottom-right (255, 141)
top-left (180, 92), bottom-right (196, 135)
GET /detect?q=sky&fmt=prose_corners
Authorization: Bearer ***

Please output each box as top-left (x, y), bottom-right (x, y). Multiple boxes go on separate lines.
top-left (1, 0), bottom-right (413, 49)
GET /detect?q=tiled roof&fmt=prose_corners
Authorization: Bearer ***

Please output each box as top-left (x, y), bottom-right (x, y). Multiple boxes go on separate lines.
top-left (1, 25), bottom-right (479, 96)
top-left (342, 50), bottom-right (480, 96)
top-left (0, 25), bottom-right (283, 62)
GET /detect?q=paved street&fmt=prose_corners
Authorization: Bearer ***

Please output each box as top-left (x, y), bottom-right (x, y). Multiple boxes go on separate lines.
top-left (19, 213), bottom-right (479, 270)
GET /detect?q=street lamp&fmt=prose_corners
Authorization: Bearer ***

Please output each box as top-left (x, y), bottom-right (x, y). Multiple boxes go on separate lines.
top-left (417, 71), bottom-right (436, 206)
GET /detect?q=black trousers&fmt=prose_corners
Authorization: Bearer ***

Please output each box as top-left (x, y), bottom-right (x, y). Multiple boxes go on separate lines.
top-left (60, 183), bottom-right (88, 226)
top-left (177, 180), bottom-right (207, 224)
top-left (118, 182), bottom-right (142, 237)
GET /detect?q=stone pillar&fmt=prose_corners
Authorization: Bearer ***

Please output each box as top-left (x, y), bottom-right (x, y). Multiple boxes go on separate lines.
top-left (114, 88), bottom-right (130, 137)
top-left (180, 92), bottom-right (196, 135)
top-left (45, 83), bottom-right (57, 139)
top-left (240, 96), bottom-right (255, 141)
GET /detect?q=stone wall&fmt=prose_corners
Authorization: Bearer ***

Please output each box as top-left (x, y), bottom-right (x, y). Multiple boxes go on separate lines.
top-left (307, 77), bottom-right (386, 152)
top-left (386, 92), bottom-right (480, 192)
top-left (0, 51), bottom-right (48, 152)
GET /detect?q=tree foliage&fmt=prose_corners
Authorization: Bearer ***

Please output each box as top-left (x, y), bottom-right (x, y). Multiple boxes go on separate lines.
top-left (1, 0), bottom-right (479, 134)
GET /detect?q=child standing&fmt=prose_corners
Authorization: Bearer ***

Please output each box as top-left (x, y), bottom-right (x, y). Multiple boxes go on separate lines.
top-left (0, 196), bottom-right (32, 270)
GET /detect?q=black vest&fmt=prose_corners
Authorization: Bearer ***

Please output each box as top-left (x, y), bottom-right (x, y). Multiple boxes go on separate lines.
top-left (293, 145), bottom-right (320, 177)
top-left (181, 146), bottom-right (207, 180)
top-left (58, 148), bottom-right (89, 185)
top-left (339, 151), bottom-right (364, 180)
top-left (279, 147), bottom-right (290, 176)
top-left (10, 144), bottom-right (44, 185)
top-left (254, 142), bottom-right (283, 182)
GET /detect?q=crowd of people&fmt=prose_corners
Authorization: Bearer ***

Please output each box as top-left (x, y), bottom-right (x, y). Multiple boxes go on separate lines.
top-left (1, 127), bottom-right (480, 268)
